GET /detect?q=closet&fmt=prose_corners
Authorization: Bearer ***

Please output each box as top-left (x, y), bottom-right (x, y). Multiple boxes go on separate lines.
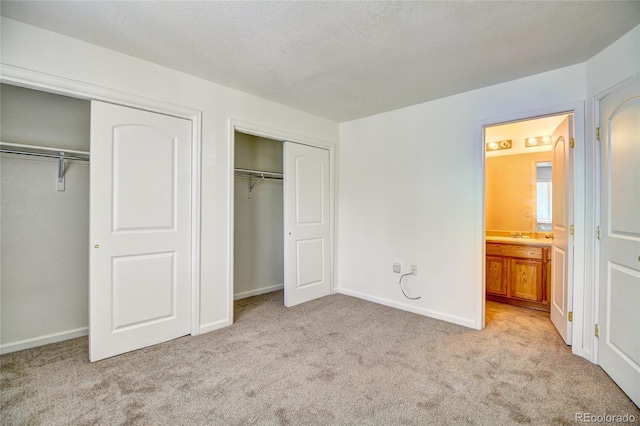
top-left (2, 84), bottom-right (195, 361)
top-left (0, 84), bottom-right (90, 353)
top-left (233, 132), bottom-right (284, 300)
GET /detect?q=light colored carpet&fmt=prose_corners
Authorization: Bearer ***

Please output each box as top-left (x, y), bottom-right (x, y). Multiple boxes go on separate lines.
top-left (1, 292), bottom-right (638, 425)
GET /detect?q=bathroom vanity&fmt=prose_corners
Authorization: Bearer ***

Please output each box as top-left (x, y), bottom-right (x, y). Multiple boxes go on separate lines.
top-left (485, 237), bottom-right (552, 312)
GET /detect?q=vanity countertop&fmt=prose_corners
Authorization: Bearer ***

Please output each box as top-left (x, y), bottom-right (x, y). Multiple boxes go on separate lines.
top-left (486, 235), bottom-right (552, 246)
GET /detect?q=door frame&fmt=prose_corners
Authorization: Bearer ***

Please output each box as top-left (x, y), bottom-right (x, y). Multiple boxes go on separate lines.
top-left (479, 101), bottom-right (589, 359)
top-left (0, 64), bottom-right (203, 337)
top-left (228, 118), bottom-right (336, 323)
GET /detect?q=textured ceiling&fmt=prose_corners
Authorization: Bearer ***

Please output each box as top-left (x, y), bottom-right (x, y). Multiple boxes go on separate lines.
top-left (1, 1), bottom-right (638, 122)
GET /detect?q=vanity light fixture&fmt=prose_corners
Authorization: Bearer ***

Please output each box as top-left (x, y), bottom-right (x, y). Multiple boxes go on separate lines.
top-left (525, 135), bottom-right (552, 147)
top-left (486, 139), bottom-right (512, 151)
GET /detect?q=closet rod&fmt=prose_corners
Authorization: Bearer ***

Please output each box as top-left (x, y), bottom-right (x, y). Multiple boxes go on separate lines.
top-left (1, 142), bottom-right (89, 192)
top-left (0, 149), bottom-right (89, 162)
top-left (234, 167), bottom-right (283, 178)
top-left (0, 141), bottom-right (90, 156)
top-left (235, 174), bottom-right (282, 181)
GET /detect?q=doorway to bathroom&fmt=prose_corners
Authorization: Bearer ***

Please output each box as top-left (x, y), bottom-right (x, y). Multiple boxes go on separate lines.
top-left (483, 112), bottom-right (574, 344)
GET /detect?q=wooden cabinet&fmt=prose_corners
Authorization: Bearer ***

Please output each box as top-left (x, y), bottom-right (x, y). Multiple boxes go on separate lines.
top-left (486, 256), bottom-right (507, 296)
top-left (486, 241), bottom-right (551, 312)
top-left (509, 258), bottom-right (543, 301)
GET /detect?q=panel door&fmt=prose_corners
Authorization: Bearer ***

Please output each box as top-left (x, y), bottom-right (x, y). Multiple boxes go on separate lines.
top-left (486, 256), bottom-right (507, 296)
top-left (509, 259), bottom-right (543, 301)
top-left (550, 115), bottom-right (573, 344)
top-left (90, 101), bottom-right (192, 362)
top-left (598, 74), bottom-right (640, 407)
top-left (283, 142), bottom-right (331, 307)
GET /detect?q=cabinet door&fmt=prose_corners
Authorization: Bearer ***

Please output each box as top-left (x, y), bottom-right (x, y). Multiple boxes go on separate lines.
top-left (509, 259), bottom-right (543, 301)
top-left (486, 256), bottom-right (507, 296)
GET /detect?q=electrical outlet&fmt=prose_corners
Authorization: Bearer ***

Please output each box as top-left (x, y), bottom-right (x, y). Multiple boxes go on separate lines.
top-left (410, 265), bottom-right (418, 275)
top-left (393, 262), bottom-right (401, 273)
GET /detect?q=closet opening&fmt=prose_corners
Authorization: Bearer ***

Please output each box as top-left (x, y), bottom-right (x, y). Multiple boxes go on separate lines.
top-left (233, 131), bottom-right (285, 315)
top-left (483, 112), bottom-right (574, 344)
top-left (2, 75), bottom-right (199, 361)
top-left (0, 83), bottom-right (91, 354)
top-left (231, 127), bottom-right (333, 318)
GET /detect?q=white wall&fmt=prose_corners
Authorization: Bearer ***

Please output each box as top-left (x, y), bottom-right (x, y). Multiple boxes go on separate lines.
top-left (338, 64), bottom-right (587, 329)
top-left (1, 84), bottom-right (90, 151)
top-left (1, 84), bottom-right (90, 351)
top-left (234, 133), bottom-right (284, 299)
top-left (0, 17), bottom-right (339, 335)
top-left (337, 23), bottom-right (640, 345)
top-left (2, 15), bottom-right (636, 355)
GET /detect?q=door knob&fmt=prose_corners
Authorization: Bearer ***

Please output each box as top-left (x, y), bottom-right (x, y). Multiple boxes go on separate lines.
top-left (94, 244), bottom-right (100, 249)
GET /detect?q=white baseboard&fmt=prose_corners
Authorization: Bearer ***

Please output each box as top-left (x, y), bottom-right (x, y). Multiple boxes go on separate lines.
top-left (234, 283), bottom-right (283, 300)
top-left (197, 318), bottom-right (232, 335)
top-left (0, 327), bottom-right (89, 355)
top-left (197, 284), bottom-right (284, 335)
top-left (336, 288), bottom-right (478, 329)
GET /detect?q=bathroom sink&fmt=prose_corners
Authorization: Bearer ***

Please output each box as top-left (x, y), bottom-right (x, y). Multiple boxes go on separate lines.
top-left (486, 235), bottom-right (552, 246)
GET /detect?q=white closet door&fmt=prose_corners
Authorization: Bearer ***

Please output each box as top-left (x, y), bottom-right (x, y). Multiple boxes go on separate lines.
top-left (550, 115), bottom-right (573, 345)
top-left (89, 101), bottom-right (192, 362)
top-left (283, 142), bottom-right (331, 307)
top-left (598, 74), bottom-right (640, 407)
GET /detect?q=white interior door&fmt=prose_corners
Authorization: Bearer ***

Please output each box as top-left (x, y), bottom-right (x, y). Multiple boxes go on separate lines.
top-left (550, 115), bottom-right (573, 345)
top-left (90, 101), bottom-right (192, 362)
top-left (283, 142), bottom-right (331, 307)
top-left (598, 74), bottom-right (640, 407)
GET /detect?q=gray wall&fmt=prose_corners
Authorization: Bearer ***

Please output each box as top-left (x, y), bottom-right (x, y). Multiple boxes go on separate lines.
top-left (234, 132), bottom-right (284, 299)
top-left (1, 84), bottom-right (90, 351)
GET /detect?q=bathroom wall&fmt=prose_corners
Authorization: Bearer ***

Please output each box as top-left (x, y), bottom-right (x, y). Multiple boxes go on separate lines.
top-left (234, 132), bottom-right (284, 299)
top-left (486, 151), bottom-right (552, 233)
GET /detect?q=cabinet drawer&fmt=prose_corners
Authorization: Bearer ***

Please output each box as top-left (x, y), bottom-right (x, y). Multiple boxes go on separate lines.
top-left (486, 243), bottom-right (543, 260)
